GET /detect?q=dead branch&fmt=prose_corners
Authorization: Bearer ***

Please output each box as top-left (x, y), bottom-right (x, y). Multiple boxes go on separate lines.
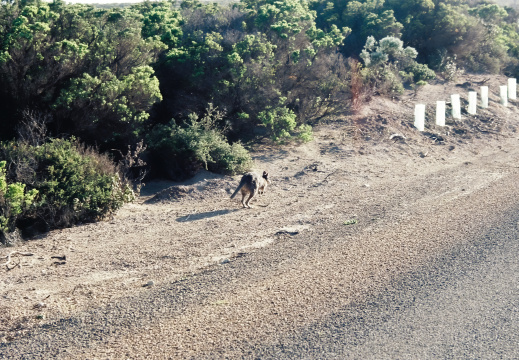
top-left (1, 251), bottom-right (34, 268)
top-left (323, 169), bottom-right (339, 182)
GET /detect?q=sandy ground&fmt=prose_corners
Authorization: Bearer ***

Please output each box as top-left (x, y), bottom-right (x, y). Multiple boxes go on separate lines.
top-left (2, 74), bottom-right (519, 357)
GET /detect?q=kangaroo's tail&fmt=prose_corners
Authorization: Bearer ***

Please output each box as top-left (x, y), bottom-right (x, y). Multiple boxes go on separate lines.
top-left (230, 178), bottom-right (246, 199)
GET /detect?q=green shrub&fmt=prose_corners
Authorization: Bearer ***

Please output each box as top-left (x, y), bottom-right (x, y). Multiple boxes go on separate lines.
top-left (147, 114), bottom-right (252, 179)
top-left (0, 161), bottom-right (39, 236)
top-left (407, 63), bottom-right (436, 83)
top-left (0, 138), bottom-right (135, 241)
top-left (258, 106), bottom-right (298, 142)
top-left (208, 141), bottom-right (252, 175)
top-left (257, 105), bottom-right (314, 143)
top-left (34, 138), bottom-right (135, 226)
top-left (297, 124), bottom-right (314, 143)
top-left (362, 65), bottom-right (404, 95)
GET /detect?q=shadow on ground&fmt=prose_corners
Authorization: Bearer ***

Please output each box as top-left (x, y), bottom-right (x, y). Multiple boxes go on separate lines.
top-left (176, 209), bottom-right (240, 222)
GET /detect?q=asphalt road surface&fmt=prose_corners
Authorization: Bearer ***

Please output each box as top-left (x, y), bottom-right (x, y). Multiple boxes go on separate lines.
top-left (252, 206), bottom-right (519, 359)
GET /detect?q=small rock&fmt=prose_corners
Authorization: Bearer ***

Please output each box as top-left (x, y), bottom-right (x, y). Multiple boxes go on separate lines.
top-left (143, 281), bottom-right (154, 287)
top-left (389, 133), bottom-right (406, 141)
top-left (34, 302), bottom-right (46, 309)
top-left (220, 259), bottom-right (230, 265)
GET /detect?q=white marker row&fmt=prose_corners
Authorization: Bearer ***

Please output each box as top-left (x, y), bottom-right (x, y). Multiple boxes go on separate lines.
top-left (414, 78), bottom-right (517, 131)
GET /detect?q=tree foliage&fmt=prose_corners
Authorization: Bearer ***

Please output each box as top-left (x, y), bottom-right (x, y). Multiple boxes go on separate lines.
top-left (0, 0), bottom-right (170, 145)
top-left (310, 0), bottom-right (519, 76)
top-left (158, 0), bottom-right (351, 142)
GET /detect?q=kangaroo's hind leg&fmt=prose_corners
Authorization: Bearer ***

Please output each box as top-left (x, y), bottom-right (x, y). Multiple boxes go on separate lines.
top-left (240, 190), bottom-right (248, 208)
top-left (244, 192), bottom-right (255, 208)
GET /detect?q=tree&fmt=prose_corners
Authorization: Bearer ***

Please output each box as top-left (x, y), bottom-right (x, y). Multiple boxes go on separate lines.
top-left (54, 65), bottom-right (162, 144)
top-left (0, 0), bottom-right (167, 147)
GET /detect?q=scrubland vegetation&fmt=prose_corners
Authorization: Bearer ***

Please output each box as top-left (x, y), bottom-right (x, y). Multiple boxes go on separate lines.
top-left (1, 0), bottom-right (518, 242)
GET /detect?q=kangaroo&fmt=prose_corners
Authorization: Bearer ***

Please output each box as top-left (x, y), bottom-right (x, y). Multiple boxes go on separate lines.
top-left (230, 171), bottom-right (271, 208)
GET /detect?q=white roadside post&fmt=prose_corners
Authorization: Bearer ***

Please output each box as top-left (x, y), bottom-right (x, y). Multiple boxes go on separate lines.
top-left (436, 101), bottom-right (446, 126)
top-left (451, 94), bottom-right (461, 120)
top-left (500, 85), bottom-right (508, 106)
top-left (508, 78), bottom-right (517, 100)
top-left (481, 86), bottom-right (489, 109)
top-left (468, 91), bottom-right (477, 115)
top-left (414, 104), bottom-right (426, 131)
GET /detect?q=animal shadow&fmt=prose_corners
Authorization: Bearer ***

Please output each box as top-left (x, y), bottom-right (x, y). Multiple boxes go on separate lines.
top-left (176, 209), bottom-right (239, 222)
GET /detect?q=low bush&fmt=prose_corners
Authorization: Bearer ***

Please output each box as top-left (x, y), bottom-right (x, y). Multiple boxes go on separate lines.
top-left (258, 104), bottom-right (315, 143)
top-left (360, 36), bottom-right (435, 94)
top-left (258, 106), bottom-right (298, 142)
top-left (208, 141), bottom-right (253, 175)
top-left (147, 111), bottom-right (252, 180)
top-left (407, 63), bottom-right (436, 83)
top-left (0, 161), bottom-right (39, 238)
top-left (34, 138), bottom-right (135, 227)
top-left (297, 124), bottom-right (314, 143)
top-left (0, 138), bottom-right (135, 243)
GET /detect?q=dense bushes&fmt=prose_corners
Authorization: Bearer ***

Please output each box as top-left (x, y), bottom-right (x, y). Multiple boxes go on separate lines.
top-left (0, 0), bottom-right (518, 190)
top-left (311, 0), bottom-right (519, 77)
top-left (0, 138), bottom-right (135, 243)
top-left (0, 0), bottom-right (169, 145)
top-left (159, 0), bottom-right (351, 141)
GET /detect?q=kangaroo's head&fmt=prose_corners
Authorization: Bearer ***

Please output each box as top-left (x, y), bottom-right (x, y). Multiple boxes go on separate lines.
top-left (262, 171), bottom-right (271, 184)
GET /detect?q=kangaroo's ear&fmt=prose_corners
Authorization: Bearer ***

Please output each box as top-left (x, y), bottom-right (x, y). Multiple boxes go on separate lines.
top-left (263, 171), bottom-right (268, 177)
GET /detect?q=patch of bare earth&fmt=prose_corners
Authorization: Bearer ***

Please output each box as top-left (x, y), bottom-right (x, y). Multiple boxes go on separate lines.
top-left (2, 74), bottom-right (519, 357)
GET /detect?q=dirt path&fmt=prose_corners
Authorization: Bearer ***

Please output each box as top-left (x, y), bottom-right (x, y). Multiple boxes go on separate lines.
top-left (2, 75), bottom-right (519, 357)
